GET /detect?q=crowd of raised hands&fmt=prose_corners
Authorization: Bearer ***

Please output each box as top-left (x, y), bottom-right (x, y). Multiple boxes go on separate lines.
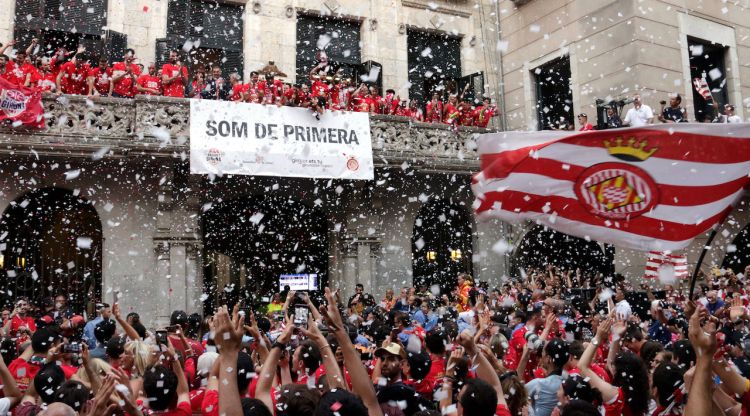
top-left (2, 263), bottom-right (750, 415)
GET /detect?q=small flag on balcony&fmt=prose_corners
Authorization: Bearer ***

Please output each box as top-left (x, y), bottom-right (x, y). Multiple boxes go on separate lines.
top-left (644, 251), bottom-right (688, 279)
top-left (472, 124), bottom-right (750, 252)
top-left (0, 78), bottom-right (45, 129)
top-left (693, 77), bottom-right (713, 101)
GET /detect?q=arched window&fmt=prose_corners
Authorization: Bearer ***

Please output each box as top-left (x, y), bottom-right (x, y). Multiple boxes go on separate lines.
top-left (201, 196), bottom-right (328, 311)
top-left (412, 199), bottom-right (473, 291)
top-left (0, 188), bottom-right (102, 314)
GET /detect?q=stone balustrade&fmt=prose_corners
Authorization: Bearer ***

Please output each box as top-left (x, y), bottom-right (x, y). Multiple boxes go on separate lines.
top-left (0, 94), bottom-right (486, 172)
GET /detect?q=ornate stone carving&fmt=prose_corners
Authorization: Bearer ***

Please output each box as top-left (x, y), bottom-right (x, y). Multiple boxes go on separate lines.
top-left (43, 95), bottom-right (133, 138)
top-left (0, 95), bottom-right (483, 170)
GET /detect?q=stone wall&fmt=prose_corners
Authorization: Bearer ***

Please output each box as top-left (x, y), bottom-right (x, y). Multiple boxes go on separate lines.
top-left (498, 0), bottom-right (750, 131)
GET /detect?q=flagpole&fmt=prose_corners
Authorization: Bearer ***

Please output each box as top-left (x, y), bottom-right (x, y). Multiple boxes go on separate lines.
top-left (688, 227), bottom-right (719, 301)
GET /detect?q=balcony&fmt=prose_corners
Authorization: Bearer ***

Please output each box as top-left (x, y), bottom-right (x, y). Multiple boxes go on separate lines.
top-left (0, 95), bottom-right (485, 173)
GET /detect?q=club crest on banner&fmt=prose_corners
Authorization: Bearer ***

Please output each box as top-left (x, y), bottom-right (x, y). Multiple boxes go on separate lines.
top-left (574, 137), bottom-right (660, 220)
top-left (0, 88), bottom-right (29, 118)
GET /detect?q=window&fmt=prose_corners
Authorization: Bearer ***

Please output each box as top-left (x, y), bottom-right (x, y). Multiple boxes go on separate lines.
top-left (533, 56), bottom-right (574, 130)
top-left (295, 14), bottom-right (362, 85)
top-left (407, 29), bottom-right (461, 108)
top-left (688, 37), bottom-right (729, 122)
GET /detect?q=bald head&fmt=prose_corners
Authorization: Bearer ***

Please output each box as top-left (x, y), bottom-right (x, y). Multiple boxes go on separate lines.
top-left (39, 403), bottom-right (77, 416)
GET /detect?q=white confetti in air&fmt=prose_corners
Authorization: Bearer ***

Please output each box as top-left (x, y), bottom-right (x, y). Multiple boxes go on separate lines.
top-left (76, 237), bottom-right (92, 249)
top-left (492, 239), bottom-right (512, 254)
top-left (415, 238), bottom-right (425, 250)
top-left (599, 288), bottom-right (613, 302)
top-left (708, 68), bottom-right (722, 80)
top-left (64, 170), bottom-right (80, 180)
top-left (657, 264), bottom-right (677, 285)
top-left (317, 34), bottom-right (332, 50)
top-left (91, 146), bottom-right (110, 161)
top-left (249, 212), bottom-right (264, 224)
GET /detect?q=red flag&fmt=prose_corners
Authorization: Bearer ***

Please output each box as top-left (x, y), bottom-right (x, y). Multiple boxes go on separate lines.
top-left (472, 125), bottom-right (750, 251)
top-left (644, 251), bottom-right (688, 279)
top-left (693, 77), bottom-right (713, 101)
top-left (0, 77), bottom-right (45, 128)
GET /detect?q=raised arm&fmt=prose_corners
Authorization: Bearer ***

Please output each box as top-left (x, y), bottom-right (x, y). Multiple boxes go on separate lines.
top-left (301, 314), bottom-right (346, 390)
top-left (112, 303), bottom-right (140, 340)
top-left (256, 323), bottom-right (293, 412)
top-left (212, 305), bottom-right (246, 416)
top-left (457, 330), bottom-right (506, 406)
top-left (686, 305), bottom-right (717, 416)
top-left (0, 353), bottom-right (21, 408)
top-left (578, 317), bottom-right (620, 402)
top-left (324, 288), bottom-right (383, 416)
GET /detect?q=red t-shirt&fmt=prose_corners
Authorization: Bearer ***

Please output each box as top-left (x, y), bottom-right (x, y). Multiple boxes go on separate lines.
top-left (111, 62), bottom-right (141, 97)
top-left (10, 315), bottom-right (36, 337)
top-left (3, 61), bottom-right (37, 86)
top-left (88, 66), bottom-right (112, 95)
top-left (8, 358), bottom-right (42, 393)
top-left (59, 62), bottom-right (90, 95)
top-left (231, 83), bottom-right (248, 101)
top-left (426, 101), bottom-right (443, 123)
top-left (161, 64), bottom-right (188, 98)
top-left (311, 80), bottom-right (330, 99)
top-left (579, 123), bottom-right (594, 131)
top-left (603, 387), bottom-right (626, 416)
top-left (145, 401), bottom-right (191, 416)
top-left (413, 354), bottom-right (445, 400)
top-left (34, 71), bottom-right (57, 92)
top-left (496, 404), bottom-right (512, 416)
top-left (443, 102), bottom-right (460, 123)
top-left (351, 96), bottom-right (370, 112)
top-left (137, 74), bottom-right (162, 95)
top-left (168, 335), bottom-right (205, 360)
top-left (458, 106), bottom-right (475, 126)
top-left (473, 105), bottom-right (495, 128)
top-left (189, 388), bottom-right (205, 414)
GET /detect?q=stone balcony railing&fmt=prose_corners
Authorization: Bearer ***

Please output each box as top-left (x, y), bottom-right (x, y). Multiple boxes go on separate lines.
top-left (0, 94), bottom-right (487, 173)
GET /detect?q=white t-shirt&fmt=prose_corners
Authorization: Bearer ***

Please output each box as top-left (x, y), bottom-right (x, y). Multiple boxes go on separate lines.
top-left (624, 105), bottom-right (654, 127)
top-left (727, 115), bottom-right (742, 123)
top-left (0, 397), bottom-right (11, 416)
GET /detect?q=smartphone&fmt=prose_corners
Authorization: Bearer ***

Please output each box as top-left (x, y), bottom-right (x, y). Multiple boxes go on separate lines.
top-left (293, 305), bottom-right (309, 329)
top-left (155, 330), bottom-right (168, 345)
top-left (63, 342), bottom-right (81, 353)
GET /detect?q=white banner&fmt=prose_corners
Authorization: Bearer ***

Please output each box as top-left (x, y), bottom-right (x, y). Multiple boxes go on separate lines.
top-left (189, 100), bottom-right (374, 180)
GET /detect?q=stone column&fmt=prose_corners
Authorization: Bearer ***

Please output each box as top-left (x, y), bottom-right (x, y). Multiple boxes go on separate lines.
top-left (185, 243), bottom-right (203, 316)
top-left (152, 241), bottom-right (171, 328)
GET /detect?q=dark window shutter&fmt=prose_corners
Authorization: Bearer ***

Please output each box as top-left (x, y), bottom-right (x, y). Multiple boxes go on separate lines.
top-left (57, 0), bottom-right (106, 35)
top-left (295, 15), bottom-right (362, 83)
top-left (12, 27), bottom-right (41, 52)
top-left (222, 49), bottom-right (243, 79)
top-left (155, 38), bottom-right (170, 69)
top-left (194, 1), bottom-right (244, 49)
top-left (15, 0), bottom-right (43, 21)
top-left (167, 0), bottom-right (190, 37)
top-left (458, 72), bottom-right (484, 104)
top-left (103, 30), bottom-right (128, 64)
top-left (79, 35), bottom-right (103, 60)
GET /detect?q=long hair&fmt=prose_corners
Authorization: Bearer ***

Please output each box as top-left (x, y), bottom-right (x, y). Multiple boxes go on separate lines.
top-left (612, 351), bottom-right (650, 415)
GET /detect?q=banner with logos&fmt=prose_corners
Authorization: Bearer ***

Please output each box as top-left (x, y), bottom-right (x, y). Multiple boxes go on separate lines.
top-left (0, 78), bottom-right (45, 128)
top-left (189, 100), bottom-right (374, 180)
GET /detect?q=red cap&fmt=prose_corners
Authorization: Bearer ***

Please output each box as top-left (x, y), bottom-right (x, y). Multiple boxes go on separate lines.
top-left (40, 316), bottom-right (54, 325)
top-left (70, 315), bottom-right (85, 327)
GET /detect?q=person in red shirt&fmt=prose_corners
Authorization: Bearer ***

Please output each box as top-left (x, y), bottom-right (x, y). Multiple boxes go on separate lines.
top-left (87, 57), bottom-right (112, 96)
top-left (136, 62), bottom-right (162, 95)
top-left (350, 84), bottom-right (371, 112)
top-left (228, 73), bottom-right (247, 101)
top-left (56, 54), bottom-right (90, 95)
top-left (2, 298), bottom-right (36, 338)
top-left (369, 86), bottom-right (383, 114)
top-left (458, 99), bottom-right (475, 126)
top-left (473, 97), bottom-right (497, 128)
top-left (443, 94), bottom-right (460, 124)
top-left (382, 89), bottom-right (400, 115)
top-left (426, 93), bottom-right (444, 123)
top-left (111, 48), bottom-right (140, 98)
top-left (243, 71), bottom-right (262, 99)
top-left (3, 50), bottom-right (37, 87)
top-left (34, 57), bottom-right (58, 92)
top-left (578, 113), bottom-right (595, 131)
top-left (161, 49), bottom-right (189, 98)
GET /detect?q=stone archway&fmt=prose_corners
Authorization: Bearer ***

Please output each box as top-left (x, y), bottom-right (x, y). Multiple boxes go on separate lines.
top-left (412, 198), bottom-right (474, 291)
top-left (722, 223), bottom-right (750, 273)
top-left (511, 225), bottom-right (609, 276)
top-left (0, 187), bottom-right (103, 313)
top-left (201, 195), bottom-right (328, 311)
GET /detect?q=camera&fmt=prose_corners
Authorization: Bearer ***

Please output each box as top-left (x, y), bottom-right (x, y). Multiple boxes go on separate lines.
top-left (660, 100), bottom-right (667, 105)
top-left (63, 343), bottom-right (81, 353)
top-left (155, 330), bottom-right (168, 346)
top-left (525, 332), bottom-right (544, 354)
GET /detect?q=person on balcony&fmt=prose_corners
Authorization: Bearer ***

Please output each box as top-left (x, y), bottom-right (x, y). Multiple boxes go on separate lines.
top-left (201, 64), bottom-right (231, 100)
top-left (136, 62), bottom-right (162, 96)
top-left (111, 48), bottom-right (141, 98)
top-left (162, 50), bottom-right (189, 98)
top-left (56, 51), bottom-right (90, 95)
top-left (87, 56), bottom-right (111, 97)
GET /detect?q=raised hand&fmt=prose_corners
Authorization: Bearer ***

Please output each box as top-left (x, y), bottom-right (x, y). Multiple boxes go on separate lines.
top-left (213, 305), bottom-right (244, 355)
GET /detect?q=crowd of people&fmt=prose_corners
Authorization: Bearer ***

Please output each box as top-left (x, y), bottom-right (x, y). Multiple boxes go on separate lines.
top-left (0, 39), bottom-right (498, 128)
top-left (557, 92), bottom-right (743, 132)
top-left (2, 264), bottom-right (750, 416)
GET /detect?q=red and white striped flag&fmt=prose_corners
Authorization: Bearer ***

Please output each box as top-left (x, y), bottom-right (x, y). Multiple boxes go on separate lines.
top-left (693, 77), bottom-right (713, 101)
top-left (644, 251), bottom-right (688, 279)
top-left (472, 124), bottom-right (750, 251)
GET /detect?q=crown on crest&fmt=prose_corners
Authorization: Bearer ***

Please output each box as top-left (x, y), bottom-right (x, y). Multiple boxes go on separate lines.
top-left (603, 137), bottom-right (657, 162)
